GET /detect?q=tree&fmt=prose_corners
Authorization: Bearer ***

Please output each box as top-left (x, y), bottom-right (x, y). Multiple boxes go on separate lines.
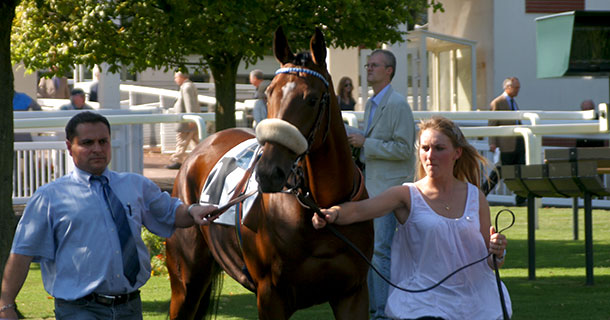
top-left (1, 0), bottom-right (441, 300)
top-left (11, 0), bottom-right (442, 130)
top-left (0, 0), bottom-right (19, 286)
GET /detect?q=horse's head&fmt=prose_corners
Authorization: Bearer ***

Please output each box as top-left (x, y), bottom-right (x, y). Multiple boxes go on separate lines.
top-left (255, 27), bottom-right (334, 193)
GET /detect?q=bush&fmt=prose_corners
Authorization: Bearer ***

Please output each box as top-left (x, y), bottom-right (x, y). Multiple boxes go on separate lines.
top-left (142, 229), bottom-right (168, 276)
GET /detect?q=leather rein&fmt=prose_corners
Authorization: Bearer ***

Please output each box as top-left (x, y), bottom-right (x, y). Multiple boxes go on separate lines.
top-left (196, 65), bottom-right (511, 319)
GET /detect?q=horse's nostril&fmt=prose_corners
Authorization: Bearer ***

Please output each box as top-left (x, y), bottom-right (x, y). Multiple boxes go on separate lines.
top-left (256, 165), bottom-right (286, 193)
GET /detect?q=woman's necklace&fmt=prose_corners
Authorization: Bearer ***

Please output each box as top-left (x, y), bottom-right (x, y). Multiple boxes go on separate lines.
top-left (443, 187), bottom-right (454, 211)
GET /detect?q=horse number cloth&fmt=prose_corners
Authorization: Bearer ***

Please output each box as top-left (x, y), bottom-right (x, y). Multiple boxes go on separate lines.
top-left (199, 138), bottom-right (260, 226)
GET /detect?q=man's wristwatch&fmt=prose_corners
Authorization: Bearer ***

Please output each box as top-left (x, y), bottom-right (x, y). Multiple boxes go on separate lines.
top-left (0, 303), bottom-right (16, 312)
top-left (188, 203), bottom-right (200, 217)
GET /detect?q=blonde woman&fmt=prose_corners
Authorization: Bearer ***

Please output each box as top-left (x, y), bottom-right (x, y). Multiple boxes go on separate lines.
top-left (313, 116), bottom-right (511, 319)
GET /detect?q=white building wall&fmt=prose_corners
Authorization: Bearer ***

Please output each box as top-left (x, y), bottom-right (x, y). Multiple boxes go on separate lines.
top-left (328, 47), bottom-right (361, 110)
top-left (430, 0), bottom-right (609, 111)
top-left (493, 0), bottom-right (609, 111)
top-left (428, 0), bottom-right (493, 109)
top-left (12, 63), bottom-right (38, 98)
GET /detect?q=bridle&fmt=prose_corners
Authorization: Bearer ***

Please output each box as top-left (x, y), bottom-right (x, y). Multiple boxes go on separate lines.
top-left (273, 67), bottom-right (332, 161)
top-left (265, 67), bottom-right (513, 320)
top-left (203, 66), bottom-right (512, 320)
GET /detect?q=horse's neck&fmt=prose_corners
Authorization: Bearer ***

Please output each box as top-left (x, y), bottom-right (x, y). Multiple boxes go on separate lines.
top-left (304, 117), bottom-right (356, 208)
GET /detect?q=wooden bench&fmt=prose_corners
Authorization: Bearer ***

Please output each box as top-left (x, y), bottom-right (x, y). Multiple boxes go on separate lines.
top-left (501, 147), bottom-right (610, 285)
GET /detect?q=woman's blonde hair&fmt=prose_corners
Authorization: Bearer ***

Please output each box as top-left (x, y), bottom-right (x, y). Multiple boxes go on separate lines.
top-left (416, 116), bottom-right (490, 188)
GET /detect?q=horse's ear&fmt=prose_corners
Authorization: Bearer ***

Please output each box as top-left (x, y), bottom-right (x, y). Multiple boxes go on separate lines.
top-left (274, 27), bottom-right (295, 65)
top-left (310, 28), bottom-right (327, 66)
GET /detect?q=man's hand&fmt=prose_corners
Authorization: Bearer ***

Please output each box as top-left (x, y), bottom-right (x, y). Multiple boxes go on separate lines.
top-left (347, 133), bottom-right (365, 148)
top-left (188, 204), bottom-right (218, 226)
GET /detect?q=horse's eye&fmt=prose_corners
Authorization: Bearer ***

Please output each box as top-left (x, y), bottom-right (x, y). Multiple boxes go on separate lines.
top-left (305, 95), bottom-right (318, 107)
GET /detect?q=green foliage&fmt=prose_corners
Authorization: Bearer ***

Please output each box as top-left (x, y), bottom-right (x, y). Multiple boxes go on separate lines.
top-left (11, 0), bottom-right (443, 76)
top-left (141, 229), bottom-right (168, 276)
top-left (10, 0), bottom-right (444, 130)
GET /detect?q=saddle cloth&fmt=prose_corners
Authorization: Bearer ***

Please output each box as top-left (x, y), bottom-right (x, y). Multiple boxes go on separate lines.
top-left (199, 138), bottom-right (260, 226)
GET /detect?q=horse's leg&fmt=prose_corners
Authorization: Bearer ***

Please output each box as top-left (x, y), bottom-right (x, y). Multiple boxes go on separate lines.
top-left (329, 284), bottom-right (370, 320)
top-left (166, 225), bottom-right (220, 320)
top-left (256, 279), bottom-right (292, 320)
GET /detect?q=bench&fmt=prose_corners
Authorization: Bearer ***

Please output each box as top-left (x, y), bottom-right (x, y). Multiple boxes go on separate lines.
top-left (501, 147), bottom-right (610, 285)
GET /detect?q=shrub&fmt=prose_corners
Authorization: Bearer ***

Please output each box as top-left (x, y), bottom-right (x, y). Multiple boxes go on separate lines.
top-left (142, 229), bottom-right (168, 276)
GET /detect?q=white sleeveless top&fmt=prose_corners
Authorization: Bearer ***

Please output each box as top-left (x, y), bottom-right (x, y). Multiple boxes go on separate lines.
top-left (385, 182), bottom-right (512, 320)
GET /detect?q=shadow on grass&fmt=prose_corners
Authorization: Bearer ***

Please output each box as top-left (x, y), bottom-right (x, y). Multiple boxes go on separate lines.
top-left (499, 239), bottom-right (610, 269)
top-left (142, 299), bottom-right (171, 318)
top-left (503, 275), bottom-right (610, 320)
top-left (141, 293), bottom-right (334, 320)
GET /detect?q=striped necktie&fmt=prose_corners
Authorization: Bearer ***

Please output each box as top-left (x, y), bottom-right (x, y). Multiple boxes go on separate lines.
top-left (91, 175), bottom-right (140, 286)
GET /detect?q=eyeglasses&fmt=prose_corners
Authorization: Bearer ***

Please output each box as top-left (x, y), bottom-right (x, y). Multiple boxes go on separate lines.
top-left (345, 83), bottom-right (352, 87)
top-left (364, 63), bottom-right (388, 69)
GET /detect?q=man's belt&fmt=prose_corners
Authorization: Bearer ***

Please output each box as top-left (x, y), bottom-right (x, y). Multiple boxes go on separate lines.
top-left (82, 290), bottom-right (140, 306)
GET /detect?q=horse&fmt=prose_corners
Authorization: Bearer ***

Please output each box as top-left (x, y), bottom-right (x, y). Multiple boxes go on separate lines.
top-left (165, 27), bottom-right (373, 320)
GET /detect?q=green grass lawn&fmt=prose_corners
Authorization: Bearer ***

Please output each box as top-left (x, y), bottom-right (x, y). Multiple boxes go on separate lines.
top-left (13, 206), bottom-right (610, 319)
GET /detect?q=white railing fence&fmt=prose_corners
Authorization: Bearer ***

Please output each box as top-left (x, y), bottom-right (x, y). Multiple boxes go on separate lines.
top-left (13, 141), bottom-right (73, 205)
top-left (342, 105), bottom-right (610, 208)
top-left (13, 111), bottom-right (207, 205)
top-left (17, 84), bottom-right (610, 208)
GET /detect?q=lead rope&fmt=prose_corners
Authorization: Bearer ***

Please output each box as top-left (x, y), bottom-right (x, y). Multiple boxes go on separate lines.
top-left (298, 192), bottom-right (515, 320)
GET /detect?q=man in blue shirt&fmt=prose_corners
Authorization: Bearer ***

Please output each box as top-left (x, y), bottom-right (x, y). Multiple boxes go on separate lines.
top-left (13, 91), bottom-right (42, 111)
top-left (0, 112), bottom-right (214, 319)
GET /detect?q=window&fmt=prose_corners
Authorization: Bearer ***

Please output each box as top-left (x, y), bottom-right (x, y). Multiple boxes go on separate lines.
top-left (525, 0), bottom-right (585, 14)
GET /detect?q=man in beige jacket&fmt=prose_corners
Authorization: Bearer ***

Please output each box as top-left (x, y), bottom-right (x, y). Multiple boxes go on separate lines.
top-left (166, 72), bottom-right (200, 169)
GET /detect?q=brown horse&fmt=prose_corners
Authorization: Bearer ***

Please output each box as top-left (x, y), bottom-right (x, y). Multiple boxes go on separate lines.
top-left (166, 27), bottom-right (373, 319)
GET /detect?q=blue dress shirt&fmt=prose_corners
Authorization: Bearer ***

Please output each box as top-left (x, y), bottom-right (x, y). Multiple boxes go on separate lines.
top-left (11, 167), bottom-right (182, 299)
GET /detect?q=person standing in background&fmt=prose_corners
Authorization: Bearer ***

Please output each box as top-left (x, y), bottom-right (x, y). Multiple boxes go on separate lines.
top-left (483, 77), bottom-right (526, 206)
top-left (347, 49), bottom-right (416, 319)
top-left (336, 76), bottom-right (356, 111)
top-left (250, 69), bottom-right (270, 128)
top-left (13, 91), bottom-right (42, 112)
top-left (13, 91), bottom-right (42, 141)
top-left (60, 88), bottom-right (93, 110)
top-left (89, 65), bottom-right (101, 102)
top-left (166, 72), bottom-right (200, 170)
top-left (37, 66), bottom-right (70, 99)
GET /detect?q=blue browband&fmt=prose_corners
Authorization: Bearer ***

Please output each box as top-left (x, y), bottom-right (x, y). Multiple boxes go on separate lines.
top-left (275, 67), bottom-right (329, 88)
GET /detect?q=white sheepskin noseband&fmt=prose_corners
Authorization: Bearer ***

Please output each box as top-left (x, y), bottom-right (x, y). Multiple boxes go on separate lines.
top-left (255, 118), bottom-right (308, 155)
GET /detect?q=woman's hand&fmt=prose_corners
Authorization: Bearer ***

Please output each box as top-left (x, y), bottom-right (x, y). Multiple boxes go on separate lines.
top-left (489, 226), bottom-right (507, 258)
top-left (312, 206), bottom-right (340, 229)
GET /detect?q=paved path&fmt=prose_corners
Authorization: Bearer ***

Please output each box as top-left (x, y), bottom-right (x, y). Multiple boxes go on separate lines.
top-left (142, 149), bottom-right (179, 194)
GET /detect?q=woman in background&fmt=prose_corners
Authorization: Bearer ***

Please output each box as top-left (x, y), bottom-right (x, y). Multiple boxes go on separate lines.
top-left (336, 76), bottom-right (356, 111)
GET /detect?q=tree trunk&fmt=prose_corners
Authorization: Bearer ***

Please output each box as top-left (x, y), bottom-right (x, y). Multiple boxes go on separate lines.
top-left (207, 53), bottom-right (242, 131)
top-left (0, 0), bottom-right (18, 284)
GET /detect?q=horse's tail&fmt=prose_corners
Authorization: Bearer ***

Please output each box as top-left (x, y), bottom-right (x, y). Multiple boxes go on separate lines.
top-left (201, 262), bottom-right (223, 320)
top-left (166, 226), bottom-right (223, 320)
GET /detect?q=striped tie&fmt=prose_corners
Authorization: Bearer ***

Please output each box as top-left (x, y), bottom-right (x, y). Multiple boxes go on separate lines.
top-left (91, 175), bottom-right (140, 286)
